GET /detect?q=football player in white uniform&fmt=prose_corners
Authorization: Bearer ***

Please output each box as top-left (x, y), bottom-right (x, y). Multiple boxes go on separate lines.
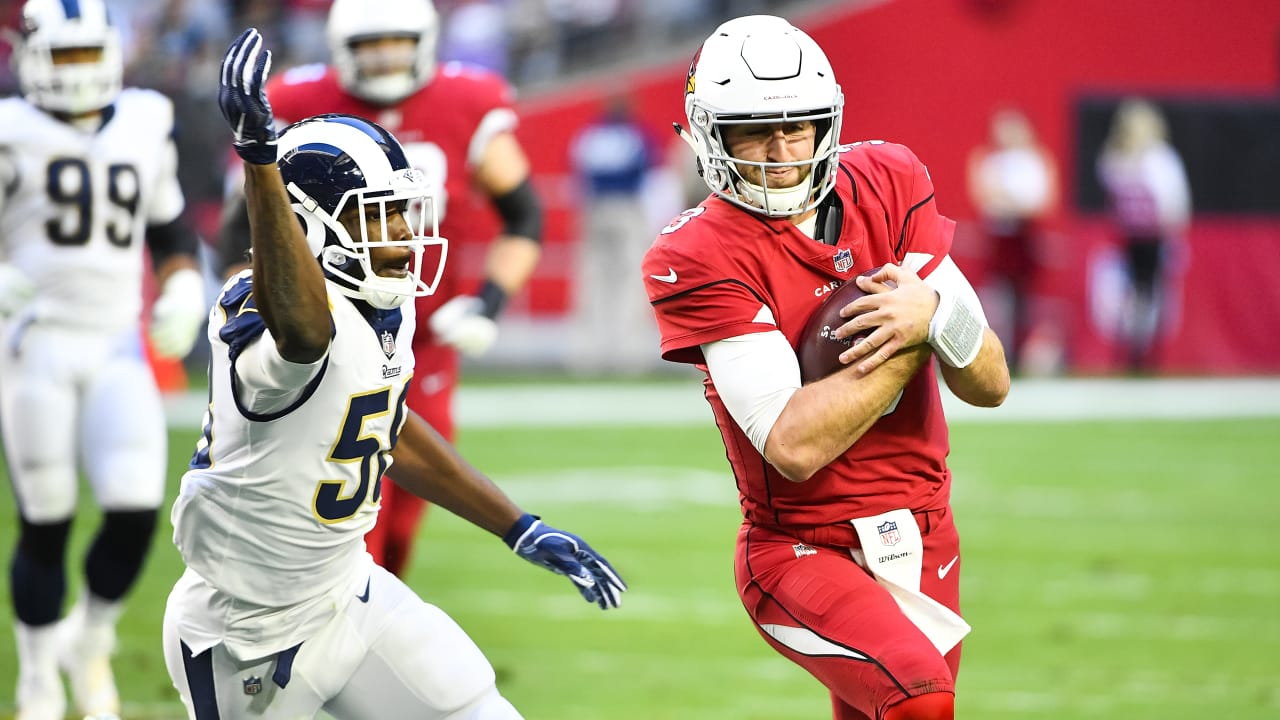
top-left (0, 1), bottom-right (206, 719)
top-left (161, 30), bottom-right (626, 719)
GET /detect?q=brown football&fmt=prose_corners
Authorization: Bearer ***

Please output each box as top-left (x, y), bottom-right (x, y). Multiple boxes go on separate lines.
top-left (796, 265), bottom-right (888, 383)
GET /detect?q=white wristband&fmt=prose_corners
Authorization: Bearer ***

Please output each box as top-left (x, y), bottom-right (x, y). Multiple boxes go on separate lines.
top-left (928, 285), bottom-right (986, 368)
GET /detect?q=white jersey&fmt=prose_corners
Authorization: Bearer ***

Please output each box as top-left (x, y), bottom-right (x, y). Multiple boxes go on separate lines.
top-left (0, 89), bottom-right (185, 332)
top-left (171, 272), bottom-right (417, 658)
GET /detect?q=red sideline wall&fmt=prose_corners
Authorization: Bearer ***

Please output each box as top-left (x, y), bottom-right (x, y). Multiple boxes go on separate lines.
top-left (513, 0), bottom-right (1280, 374)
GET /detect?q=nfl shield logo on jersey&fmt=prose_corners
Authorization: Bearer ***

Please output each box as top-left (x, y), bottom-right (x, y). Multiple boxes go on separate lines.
top-left (243, 676), bottom-right (263, 695)
top-left (833, 248), bottom-right (853, 273)
top-left (877, 520), bottom-right (901, 546)
top-left (380, 330), bottom-right (396, 360)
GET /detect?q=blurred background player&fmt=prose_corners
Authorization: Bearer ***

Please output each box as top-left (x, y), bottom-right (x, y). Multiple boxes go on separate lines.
top-left (966, 106), bottom-right (1057, 374)
top-left (215, 0), bottom-right (543, 578)
top-left (643, 15), bottom-right (1009, 720)
top-left (1096, 98), bottom-right (1191, 372)
top-left (567, 93), bottom-right (662, 375)
top-left (0, 0), bottom-right (206, 718)
top-left (165, 33), bottom-right (623, 716)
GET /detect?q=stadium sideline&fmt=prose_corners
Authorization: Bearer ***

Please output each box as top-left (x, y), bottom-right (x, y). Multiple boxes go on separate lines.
top-left (165, 377), bottom-right (1280, 429)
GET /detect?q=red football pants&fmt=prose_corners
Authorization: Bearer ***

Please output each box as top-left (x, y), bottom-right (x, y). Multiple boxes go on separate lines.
top-left (365, 343), bottom-right (457, 577)
top-left (736, 507), bottom-right (962, 720)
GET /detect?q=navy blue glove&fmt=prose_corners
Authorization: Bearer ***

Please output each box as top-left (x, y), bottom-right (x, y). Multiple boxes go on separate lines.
top-left (219, 28), bottom-right (278, 165)
top-left (504, 514), bottom-right (627, 610)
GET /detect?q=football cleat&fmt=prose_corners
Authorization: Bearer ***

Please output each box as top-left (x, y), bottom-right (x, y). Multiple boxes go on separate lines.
top-left (14, 669), bottom-right (66, 720)
top-left (15, 622), bottom-right (67, 720)
top-left (56, 605), bottom-right (121, 718)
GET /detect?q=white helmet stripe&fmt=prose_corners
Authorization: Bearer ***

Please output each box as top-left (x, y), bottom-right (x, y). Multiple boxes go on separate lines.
top-left (278, 122), bottom-right (398, 182)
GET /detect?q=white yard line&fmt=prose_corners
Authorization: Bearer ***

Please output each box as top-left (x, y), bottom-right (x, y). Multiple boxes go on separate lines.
top-left (164, 377), bottom-right (1280, 430)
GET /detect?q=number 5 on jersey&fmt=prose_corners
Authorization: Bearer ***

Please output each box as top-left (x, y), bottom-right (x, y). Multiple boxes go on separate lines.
top-left (313, 383), bottom-right (410, 523)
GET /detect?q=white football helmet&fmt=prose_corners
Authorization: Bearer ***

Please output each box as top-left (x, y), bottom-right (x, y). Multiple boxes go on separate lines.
top-left (327, 0), bottom-right (439, 105)
top-left (13, 0), bottom-right (123, 115)
top-left (681, 15), bottom-right (844, 217)
top-left (276, 114), bottom-right (448, 310)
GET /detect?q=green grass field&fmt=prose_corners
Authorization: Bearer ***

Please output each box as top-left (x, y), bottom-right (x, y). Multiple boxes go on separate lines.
top-left (2, 384), bottom-right (1279, 719)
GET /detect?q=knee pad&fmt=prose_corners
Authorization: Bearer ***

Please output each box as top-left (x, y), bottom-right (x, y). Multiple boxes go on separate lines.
top-left (85, 508), bottom-right (159, 601)
top-left (883, 691), bottom-right (954, 720)
top-left (11, 517), bottom-right (73, 625)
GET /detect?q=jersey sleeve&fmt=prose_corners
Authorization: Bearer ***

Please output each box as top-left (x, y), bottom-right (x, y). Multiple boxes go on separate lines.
top-left (893, 145), bottom-right (955, 280)
top-left (857, 143), bottom-right (956, 280)
top-left (643, 217), bottom-right (777, 365)
top-left (439, 63), bottom-right (519, 168)
top-left (136, 90), bottom-right (186, 225)
top-left (214, 274), bottom-right (330, 419)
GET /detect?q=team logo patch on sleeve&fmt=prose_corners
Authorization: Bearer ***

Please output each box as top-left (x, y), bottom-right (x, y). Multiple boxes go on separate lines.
top-left (380, 330), bottom-right (396, 360)
top-left (877, 520), bottom-right (901, 546)
top-left (833, 248), bottom-right (853, 273)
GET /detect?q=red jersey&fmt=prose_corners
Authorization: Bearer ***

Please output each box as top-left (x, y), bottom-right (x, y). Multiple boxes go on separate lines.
top-left (643, 142), bottom-right (957, 529)
top-left (267, 61), bottom-right (517, 341)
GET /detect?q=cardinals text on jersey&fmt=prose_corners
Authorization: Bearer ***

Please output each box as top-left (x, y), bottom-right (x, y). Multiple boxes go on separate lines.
top-left (643, 142), bottom-right (956, 526)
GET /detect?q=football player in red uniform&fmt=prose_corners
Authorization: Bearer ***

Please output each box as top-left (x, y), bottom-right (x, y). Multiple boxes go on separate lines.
top-left (217, 0), bottom-right (542, 578)
top-left (643, 16), bottom-right (1009, 720)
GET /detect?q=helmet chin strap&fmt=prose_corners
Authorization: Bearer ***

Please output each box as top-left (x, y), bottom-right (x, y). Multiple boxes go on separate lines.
top-left (736, 175), bottom-right (816, 217)
top-left (319, 245), bottom-right (413, 309)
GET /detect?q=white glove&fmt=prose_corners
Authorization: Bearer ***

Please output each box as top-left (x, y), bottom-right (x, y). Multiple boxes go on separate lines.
top-left (0, 263), bottom-right (36, 318)
top-left (149, 268), bottom-right (207, 359)
top-left (429, 295), bottom-right (499, 357)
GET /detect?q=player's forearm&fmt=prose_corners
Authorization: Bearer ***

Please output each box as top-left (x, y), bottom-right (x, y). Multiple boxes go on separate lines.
top-left (152, 252), bottom-right (199, 286)
top-left (387, 411), bottom-right (523, 537)
top-left (765, 345), bottom-right (930, 482)
top-left (483, 235), bottom-right (541, 296)
top-left (939, 327), bottom-right (1009, 407)
top-left (243, 163), bottom-right (330, 362)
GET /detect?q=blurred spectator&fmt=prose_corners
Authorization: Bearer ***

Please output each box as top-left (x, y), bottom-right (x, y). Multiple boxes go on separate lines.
top-left (1096, 98), bottom-right (1191, 372)
top-left (439, 0), bottom-right (509, 74)
top-left (281, 0), bottom-right (330, 66)
top-left (568, 94), bottom-right (662, 374)
top-left (966, 106), bottom-right (1058, 374)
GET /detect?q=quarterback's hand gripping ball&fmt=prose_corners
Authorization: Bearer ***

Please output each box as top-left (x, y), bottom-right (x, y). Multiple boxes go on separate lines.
top-left (797, 265), bottom-right (890, 383)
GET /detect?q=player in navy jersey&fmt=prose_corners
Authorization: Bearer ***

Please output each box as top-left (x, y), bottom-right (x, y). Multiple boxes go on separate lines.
top-left (644, 15), bottom-right (1009, 720)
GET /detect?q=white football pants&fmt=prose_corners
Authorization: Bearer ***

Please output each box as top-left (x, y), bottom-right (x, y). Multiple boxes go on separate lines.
top-left (163, 562), bottom-right (523, 720)
top-left (0, 321), bottom-right (166, 521)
